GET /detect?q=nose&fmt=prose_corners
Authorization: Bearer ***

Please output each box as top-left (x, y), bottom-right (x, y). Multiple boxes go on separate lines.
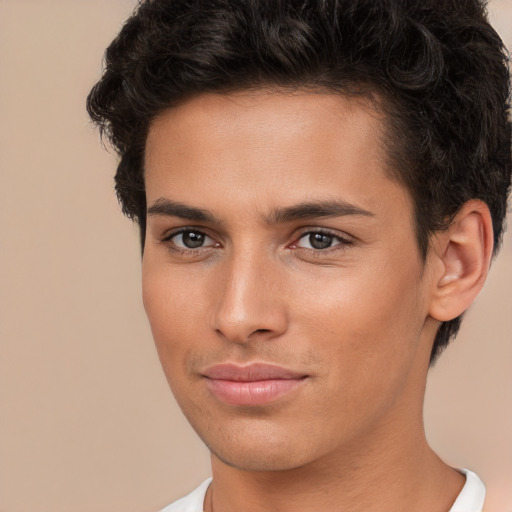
top-left (212, 249), bottom-right (288, 344)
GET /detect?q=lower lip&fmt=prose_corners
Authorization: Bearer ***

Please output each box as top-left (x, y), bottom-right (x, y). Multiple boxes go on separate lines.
top-left (205, 378), bottom-right (305, 406)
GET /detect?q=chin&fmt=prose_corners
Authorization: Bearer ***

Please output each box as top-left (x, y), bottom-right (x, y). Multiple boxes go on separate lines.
top-left (201, 423), bottom-right (326, 472)
top-left (211, 445), bottom-right (311, 472)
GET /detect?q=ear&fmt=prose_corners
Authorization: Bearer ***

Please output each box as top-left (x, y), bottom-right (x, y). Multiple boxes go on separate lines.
top-left (428, 200), bottom-right (494, 322)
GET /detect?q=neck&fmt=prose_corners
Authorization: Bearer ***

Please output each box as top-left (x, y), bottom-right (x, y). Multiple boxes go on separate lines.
top-left (207, 423), bottom-right (464, 512)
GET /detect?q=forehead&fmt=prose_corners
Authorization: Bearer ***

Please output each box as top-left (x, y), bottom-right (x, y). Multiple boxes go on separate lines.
top-left (144, 89), bottom-right (410, 221)
top-left (146, 88), bottom-right (385, 157)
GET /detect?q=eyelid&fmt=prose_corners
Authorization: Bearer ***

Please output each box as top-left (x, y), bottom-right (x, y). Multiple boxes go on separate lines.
top-left (161, 225), bottom-right (213, 240)
top-left (160, 227), bottom-right (221, 252)
top-left (289, 227), bottom-right (354, 250)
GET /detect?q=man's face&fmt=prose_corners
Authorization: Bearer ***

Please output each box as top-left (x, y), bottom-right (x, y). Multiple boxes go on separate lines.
top-left (142, 90), bottom-right (439, 472)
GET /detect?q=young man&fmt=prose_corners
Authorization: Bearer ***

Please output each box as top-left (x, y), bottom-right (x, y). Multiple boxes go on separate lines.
top-left (87, 1), bottom-right (511, 510)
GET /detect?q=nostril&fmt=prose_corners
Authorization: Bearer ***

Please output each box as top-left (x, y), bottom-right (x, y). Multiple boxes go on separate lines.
top-left (253, 329), bottom-right (271, 335)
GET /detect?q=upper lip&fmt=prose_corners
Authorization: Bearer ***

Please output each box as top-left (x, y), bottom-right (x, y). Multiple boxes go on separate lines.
top-left (202, 363), bottom-right (307, 382)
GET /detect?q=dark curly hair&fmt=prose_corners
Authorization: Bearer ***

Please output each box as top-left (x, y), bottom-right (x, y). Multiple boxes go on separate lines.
top-left (87, 0), bottom-right (511, 364)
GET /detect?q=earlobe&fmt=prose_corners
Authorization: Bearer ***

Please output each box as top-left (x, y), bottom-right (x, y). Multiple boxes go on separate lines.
top-left (428, 200), bottom-right (494, 322)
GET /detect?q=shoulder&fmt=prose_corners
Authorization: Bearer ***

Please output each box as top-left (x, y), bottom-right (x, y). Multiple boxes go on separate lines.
top-left (159, 478), bottom-right (212, 512)
top-left (449, 469), bottom-right (486, 512)
top-left (159, 471), bottom-right (484, 512)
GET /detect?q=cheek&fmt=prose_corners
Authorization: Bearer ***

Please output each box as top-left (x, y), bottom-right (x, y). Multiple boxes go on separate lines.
top-left (298, 259), bottom-right (422, 336)
top-left (296, 260), bottom-right (425, 392)
top-left (141, 269), bottom-right (205, 417)
top-left (142, 262), bottom-right (205, 364)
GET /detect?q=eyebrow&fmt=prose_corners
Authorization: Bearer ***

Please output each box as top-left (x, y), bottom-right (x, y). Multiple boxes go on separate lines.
top-left (266, 200), bottom-right (375, 224)
top-left (147, 198), bottom-right (375, 224)
top-left (147, 198), bottom-right (219, 223)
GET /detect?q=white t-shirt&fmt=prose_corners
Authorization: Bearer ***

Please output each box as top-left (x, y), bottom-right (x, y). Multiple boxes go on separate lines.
top-left (160, 468), bottom-right (485, 512)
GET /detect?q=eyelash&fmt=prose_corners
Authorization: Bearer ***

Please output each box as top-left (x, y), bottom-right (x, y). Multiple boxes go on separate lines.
top-left (160, 227), bottom-right (353, 256)
top-left (291, 229), bottom-right (354, 253)
top-left (160, 228), bottom-right (219, 255)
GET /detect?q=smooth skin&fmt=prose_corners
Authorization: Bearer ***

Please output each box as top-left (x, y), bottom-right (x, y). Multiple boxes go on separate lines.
top-left (142, 90), bottom-right (493, 511)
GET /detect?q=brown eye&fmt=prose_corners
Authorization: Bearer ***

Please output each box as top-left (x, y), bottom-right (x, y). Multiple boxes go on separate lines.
top-left (308, 233), bottom-right (334, 249)
top-left (296, 232), bottom-right (340, 250)
top-left (170, 230), bottom-right (213, 249)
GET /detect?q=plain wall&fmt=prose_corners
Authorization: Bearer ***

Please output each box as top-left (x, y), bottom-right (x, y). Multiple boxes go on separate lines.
top-left (0, 1), bottom-right (510, 511)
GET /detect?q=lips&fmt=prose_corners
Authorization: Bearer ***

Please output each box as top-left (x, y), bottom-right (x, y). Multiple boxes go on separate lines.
top-left (202, 363), bottom-right (307, 406)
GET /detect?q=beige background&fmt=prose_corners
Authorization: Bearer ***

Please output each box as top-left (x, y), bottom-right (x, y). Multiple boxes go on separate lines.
top-left (0, 1), bottom-right (511, 511)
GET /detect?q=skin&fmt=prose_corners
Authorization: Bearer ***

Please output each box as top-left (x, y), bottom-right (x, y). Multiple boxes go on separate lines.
top-left (142, 90), bottom-right (468, 511)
